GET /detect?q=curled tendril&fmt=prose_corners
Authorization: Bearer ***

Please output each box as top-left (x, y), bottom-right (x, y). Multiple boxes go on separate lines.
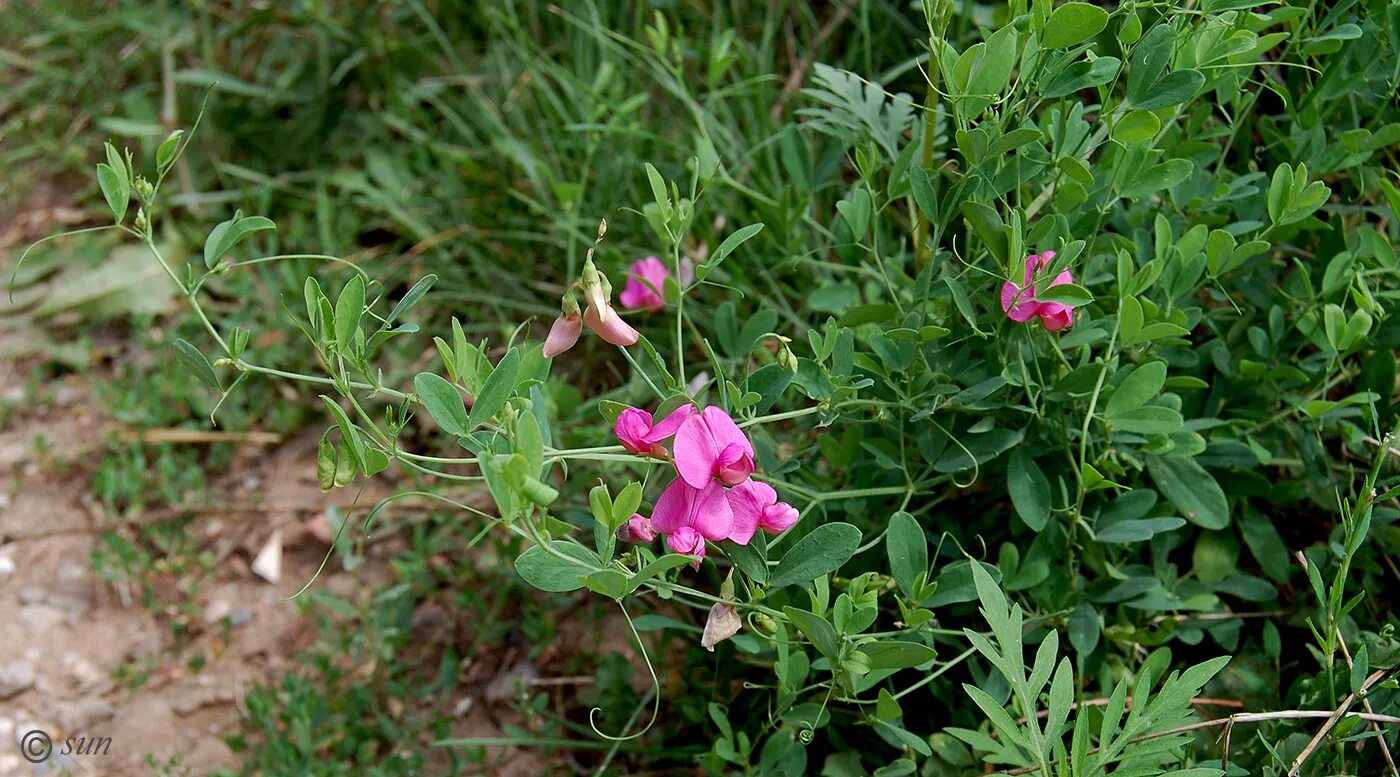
top-left (931, 418), bottom-right (981, 489)
top-left (588, 603), bottom-right (662, 742)
top-left (797, 727), bottom-right (816, 745)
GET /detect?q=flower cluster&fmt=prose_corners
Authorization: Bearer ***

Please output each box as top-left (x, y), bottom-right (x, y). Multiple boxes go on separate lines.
top-left (543, 254), bottom-right (688, 358)
top-left (614, 404), bottom-right (799, 565)
top-left (1000, 250), bottom-right (1078, 332)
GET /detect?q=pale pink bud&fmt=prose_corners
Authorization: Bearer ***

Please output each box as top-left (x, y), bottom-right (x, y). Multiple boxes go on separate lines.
top-left (542, 313), bottom-right (582, 358)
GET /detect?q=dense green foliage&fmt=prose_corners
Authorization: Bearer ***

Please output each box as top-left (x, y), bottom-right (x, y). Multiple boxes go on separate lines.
top-left (9, 1), bottom-right (1400, 775)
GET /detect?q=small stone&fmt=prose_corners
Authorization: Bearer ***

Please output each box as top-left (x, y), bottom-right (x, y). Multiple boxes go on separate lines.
top-left (0, 554), bottom-right (14, 580)
top-left (485, 662), bottom-right (538, 702)
top-left (62, 654), bottom-right (106, 693)
top-left (203, 598), bottom-right (233, 624)
top-left (18, 605), bottom-right (63, 633)
top-left (54, 699), bottom-right (115, 730)
top-left (452, 697), bottom-right (475, 717)
top-left (0, 662), bottom-right (35, 699)
top-left (19, 587), bottom-right (45, 605)
top-left (229, 607), bottom-right (253, 627)
top-left (251, 529), bottom-right (283, 583)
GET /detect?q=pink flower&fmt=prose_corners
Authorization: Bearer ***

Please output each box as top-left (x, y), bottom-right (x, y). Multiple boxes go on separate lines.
top-left (617, 514), bottom-right (656, 543)
top-left (1000, 250), bottom-right (1077, 332)
top-left (673, 406), bottom-right (755, 488)
top-left (619, 257), bottom-right (670, 312)
top-left (614, 405), bottom-right (696, 457)
top-left (583, 303), bottom-right (640, 346)
top-left (651, 478), bottom-right (734, 565)
top-left (542, 312), bottom-right (582, 358)
top-left (667, 526), bottom-right (707, 565)
top-left (725, 480), bottom-right (800, 544)
top-left (619, 257), bottom-right (696, 312)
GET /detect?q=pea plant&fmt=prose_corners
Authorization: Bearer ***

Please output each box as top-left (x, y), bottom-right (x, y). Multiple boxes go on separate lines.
top-left (18, 0), bottom-right (1400, 773)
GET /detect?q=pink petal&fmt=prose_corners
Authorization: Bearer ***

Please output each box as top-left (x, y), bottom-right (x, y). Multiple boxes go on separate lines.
top-left (759, 502), bottom-right (800, 534)
top-left (617, 514), bottom-right (656, 543)
top-left (673, 413), bottom-right (722, 488)
top-left (700, 407), bottom-right (753, 458)
top-left (1040, 305), bottom-right (1075, 332)
top-left (614, 408), bottom-right (655, 454)
top-left (650, 477), bottom-right (691, 534)
top-left (715, 443), bottom-right (754, 486)
top-left (725, 480), bottom-right (776, 545)
top-left (643, 403), bottom-right (696, 443)
top-left (583, 304), bottom-right (640, 346)
top-left (688, 480), bottom-right (735, 541)
top-left (619, 257), bottom-right (669, 311)
top-left (667, 525), bottom-right (706, 558)
top-left (1001, 281), bottom-right (1042, 322)
top-left (542, 313), bottom-right (582, 358)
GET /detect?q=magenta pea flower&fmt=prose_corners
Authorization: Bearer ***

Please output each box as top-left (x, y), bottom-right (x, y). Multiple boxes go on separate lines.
top-left (542, 312), bottom-right (582, 358)
top-left (614, 405), bottom-right (696, 457)
top-left (673, 406), bottom-right (755, 488)
top-left (619, 257), bottom-right (670, 312)
top-left (651, 478), bottom-right (735, 565)
top-left (1000, 250), bottom-right (1077, 332)
top-left (725, 480), bottom-right (800, 544)
top-left (617, 514), bottom-right (657, 544)
top-left (619, 256), bottom-right (696, 312)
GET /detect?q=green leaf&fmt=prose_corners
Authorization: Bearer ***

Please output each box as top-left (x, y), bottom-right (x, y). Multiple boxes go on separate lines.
top-left (626, 554), bottom-right (694, 594)
top-left (959, 202), bottom-right (1007, 266)
top-left (1107, 405), bottom-right (1183, 434)
top-left (909, 167), bottom-right (939, 223)
top-left (413, 372), bottom-right (469, 436)
top-left (1007, 450), bottom-right (1051, 531)
top-left (886, 512), bottom-right (928, 599)
top-left (1119, 159), bottom-right (1194, 198)
top-left (1041, 3), bottom-right (1110, 48)
top-left (319, 396), bottom-right (366, 472)
top-left (1147, 455), bottom-right (1230, 529)
top-left (1133, 69), bottom-right (1205, 110)
top-left (580, 569), bottom-right (629, 600)
top-left (172, 338), bottom-right (222, 391)
top-left (468, 347), bottom-right (521, 429)
top-left (385, 274), bottom-right (437, 325)
top-left (704, 223), bottom-right (765, 274)
top-left (1042, 56), bottom-right (1121, 99)
top-left (333, 275), bottom-right (366, 352)
top-left (857, 641), bottom-right (937, 670)
top-left (1105, 361), bottom-right (1167, 415)
top-left (612, 482), bottom-right (644, 527)
top-left (204, 214), bottom-right (276, 269)
top-left (1036, 283), bottom-right (1092, 306)
top-left (769, 522), bottom-right (862, 589)
top-left (156, 129), bottom-right (185, 173)
top-left (514, 542), bottom-right (599, 592)
top-left (747, 363), bottom-right (794, 415)
top-left (1113, 110), bottom-right (1161, 143)
top-left (1267, 164), bottom-right (1294, 224)
top-left (783, 606), bottom-right (841, 661)
top-left (96, 163), bottom-right (129, 224)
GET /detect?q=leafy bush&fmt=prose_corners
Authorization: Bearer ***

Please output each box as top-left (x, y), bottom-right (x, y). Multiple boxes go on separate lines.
top-left (16, 0), bottom-right (1400, 774)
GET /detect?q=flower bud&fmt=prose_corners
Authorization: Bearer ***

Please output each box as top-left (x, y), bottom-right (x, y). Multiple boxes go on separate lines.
top-left (542, 312), bottom-right (582, 358)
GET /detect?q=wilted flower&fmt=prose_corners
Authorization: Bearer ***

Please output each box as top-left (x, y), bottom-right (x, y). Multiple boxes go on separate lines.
top-left (673, 406), bottom-right (755, 488)
top-left (1000, 250), bottom-right (1076, 332)
top-left (700, 602), bottom-right (742, 651)
top-left (581, 258), bottom-right (641, 346)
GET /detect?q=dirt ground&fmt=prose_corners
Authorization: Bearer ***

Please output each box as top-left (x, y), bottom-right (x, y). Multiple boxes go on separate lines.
top-left (0, 370), bottom-right (565, 777)
top-left (0, 370), bottom-right (379, 775)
